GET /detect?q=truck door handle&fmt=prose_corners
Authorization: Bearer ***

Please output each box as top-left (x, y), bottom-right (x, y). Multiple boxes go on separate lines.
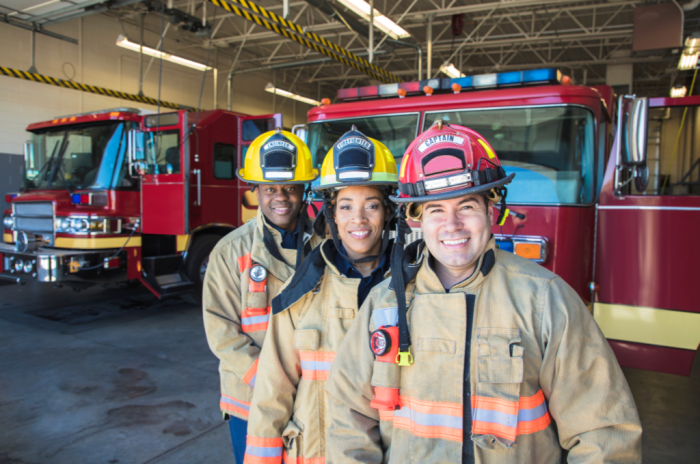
top-left (193, 169), bottom-right (201, 206)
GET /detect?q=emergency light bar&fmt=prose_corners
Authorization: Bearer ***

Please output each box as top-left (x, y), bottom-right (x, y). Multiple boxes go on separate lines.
top-left (337, 68), bottom-right (562, 101)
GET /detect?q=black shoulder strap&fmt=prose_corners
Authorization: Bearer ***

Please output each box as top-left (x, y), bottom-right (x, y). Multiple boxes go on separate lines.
top-left (271, 241), bottom-right (327, 315)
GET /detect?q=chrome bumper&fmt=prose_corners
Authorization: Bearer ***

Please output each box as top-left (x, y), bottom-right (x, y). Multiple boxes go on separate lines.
top-left (0, 242), bottom-right (112, 283)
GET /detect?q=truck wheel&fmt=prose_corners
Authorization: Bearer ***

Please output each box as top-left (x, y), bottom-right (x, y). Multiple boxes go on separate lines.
top-left (184, 234), bottom-right (221, 305)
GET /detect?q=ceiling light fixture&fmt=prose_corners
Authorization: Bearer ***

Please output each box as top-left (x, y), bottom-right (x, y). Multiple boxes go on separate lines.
top-left (439, 62), bottom-right (465, 79)
top-left (671, 84), bottom-right (687, 98)
top-left (336, 0), bottom-right (410, 40)
top-left (265, 83), bottom-right (320, 106)
top-left (116, 35), bottom-right (212, 72)
top-left (685, 32), bottom-right (700, 55)
top-left (678, 51), bottom-right (699, 71)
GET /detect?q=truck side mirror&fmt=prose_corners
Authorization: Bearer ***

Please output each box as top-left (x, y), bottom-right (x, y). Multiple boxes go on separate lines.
top-left (292, 124), bottom-right (308, 143)
top-left (615, 96), bottom-right (650, 195)
top-left (24, 141), bottom-right (37, 180)
top-left (128, 130), bottom-right (145, 177)
top-left (623, 97), bottom-right (649, 166)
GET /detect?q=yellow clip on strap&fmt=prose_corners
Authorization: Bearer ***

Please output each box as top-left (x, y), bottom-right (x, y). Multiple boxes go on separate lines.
top-left (396, 349), bottom-right (413, 366)
top-left (498, 208), bottom-right (510, 226)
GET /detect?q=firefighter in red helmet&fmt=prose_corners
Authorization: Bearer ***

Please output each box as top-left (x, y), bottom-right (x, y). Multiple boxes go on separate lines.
top-left (326, 120), bottom-right (642, 464)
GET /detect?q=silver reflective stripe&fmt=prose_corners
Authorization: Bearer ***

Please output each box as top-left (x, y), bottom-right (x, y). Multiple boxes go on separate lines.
top-left (373, 307), bottom-right (398, 328)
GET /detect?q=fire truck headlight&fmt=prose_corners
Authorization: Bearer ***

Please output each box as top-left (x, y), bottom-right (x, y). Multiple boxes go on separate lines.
top-left (69, 217), bottom-right (89, 232)
top-left (56, 217), bottom-right (71, 232)
top-left (23, 260), bottom-right (33, 274)
top-left (14, 259), bottom-right (24, 273)
top-left (3, 215), bottom-right (14, 229)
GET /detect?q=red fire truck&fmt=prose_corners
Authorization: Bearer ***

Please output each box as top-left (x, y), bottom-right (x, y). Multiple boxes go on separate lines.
top-left (1, 107), bottom-right (280, 301)
top-left (298, 69), bottom-right (700, 376)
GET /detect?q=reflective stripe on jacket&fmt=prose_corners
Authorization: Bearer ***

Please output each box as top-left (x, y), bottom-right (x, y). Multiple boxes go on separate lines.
top-left (244, 240), bottom-right (390, 464)
top-left (203, 208), bottom-right (320, 420)
top-left (326, 238), bottom-right (642, 464)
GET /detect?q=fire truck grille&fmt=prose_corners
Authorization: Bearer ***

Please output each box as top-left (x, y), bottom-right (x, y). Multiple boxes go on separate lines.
top-left (13, 202), bottom-right (54, 234)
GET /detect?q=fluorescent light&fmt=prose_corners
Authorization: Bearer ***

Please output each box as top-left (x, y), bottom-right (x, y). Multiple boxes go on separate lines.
top-left (671, 85), bottom-right (687, 98)
top-left (686, 33), bottom-right (700, 55)
top-left (116, 35), bottom-right (212, 71)
top-left (336, 0), bottom-right (410, 40)
top-left (678, 52), bottom-right (699, 71)
top-left (265, 83), bottom-right (320, 106)
top-left (439, 62), bottom-right (465, 79)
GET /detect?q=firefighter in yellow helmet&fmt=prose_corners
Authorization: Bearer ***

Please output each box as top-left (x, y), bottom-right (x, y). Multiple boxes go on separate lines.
top-left (325, 120), bottom-right (642, 463)
top-left (203, 128), bottom-right (321, 464)
top-left (242, 126), bottom-right (398, 464)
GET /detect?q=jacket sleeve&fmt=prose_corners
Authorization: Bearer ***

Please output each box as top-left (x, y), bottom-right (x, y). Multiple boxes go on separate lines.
top-left (538, 277), bottom-right (643, 463)
top-left (245, 305), bottom-right (302, 464)
top-left (202, 243), bottom-right (260, 389)
top-left (326, 297), bottom-right (385, 464)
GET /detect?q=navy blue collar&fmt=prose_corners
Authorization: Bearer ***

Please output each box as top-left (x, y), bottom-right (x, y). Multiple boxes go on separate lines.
top-left (267, 218), bottom-right (300, 250)
top-left (334, 243), bottom-right (388, 279)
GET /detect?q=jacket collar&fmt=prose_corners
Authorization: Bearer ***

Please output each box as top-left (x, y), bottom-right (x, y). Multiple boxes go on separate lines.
top-left (250, 208), bottom-right (313, 282)
top-left (414, 237), bottom-right (497, 294)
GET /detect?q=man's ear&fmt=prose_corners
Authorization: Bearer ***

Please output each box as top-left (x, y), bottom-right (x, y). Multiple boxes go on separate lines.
top-left (255, 186), bottom-right (262, 202)
top-left (487, 200), bottom-right (494, 225)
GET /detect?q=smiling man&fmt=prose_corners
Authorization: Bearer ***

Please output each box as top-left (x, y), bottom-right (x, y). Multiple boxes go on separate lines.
top-left (202, 129), bottom-right (321, 464)
top-left (325, 121), bottom-right (642, 464)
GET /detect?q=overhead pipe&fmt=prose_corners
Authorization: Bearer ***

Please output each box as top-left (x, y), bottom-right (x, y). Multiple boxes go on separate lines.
top-left (231, 50), bottom-right (387, 77)
top-left (369, 0), bottom-right (374, 64)
top-left (426, 14), bottom-right (433, 79)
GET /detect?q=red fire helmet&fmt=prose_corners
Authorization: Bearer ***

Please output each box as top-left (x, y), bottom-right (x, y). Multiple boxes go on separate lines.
top-left (391, 119), bottom-right (515, 204)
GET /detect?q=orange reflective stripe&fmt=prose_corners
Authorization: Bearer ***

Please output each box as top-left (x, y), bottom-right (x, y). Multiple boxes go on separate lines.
top-left (242, 307), bottom-right (271, 333)
top-left (470, 395), bottom-right (518, 416)
top-left (238, 253), bottom-right (253, 273)
top-left (243, 358), bottom-right (259, 387)
top-left (378, 396), bottom-right (463, 442)
top-left (519, 389), bottom-right (546, 410)
top-left (244, 436), bottom-right (283, 464)
top-left (472, 420), bottom-right (516, 442)
top-left (299, 351), bottom-right (336, 381)
top-left (248, 436), bottom-right (283, 447)
top-left (517, 413), bottom-right (551, 435)
top-left (283, 451), bottom-right (295, 464)
top-left (220, 394), bottom-right (250, 418)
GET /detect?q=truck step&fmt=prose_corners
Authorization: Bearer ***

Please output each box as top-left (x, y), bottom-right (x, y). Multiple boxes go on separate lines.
top-left (142, 255), bottom-right (183, 277)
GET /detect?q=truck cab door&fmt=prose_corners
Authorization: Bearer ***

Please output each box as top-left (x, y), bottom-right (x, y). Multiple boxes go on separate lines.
top-left (237, 113), bottom-right (282, 224)
top-left (138, 111), bottom-right (188, 235)
top-left (594, 96), bottom-right (700, 375)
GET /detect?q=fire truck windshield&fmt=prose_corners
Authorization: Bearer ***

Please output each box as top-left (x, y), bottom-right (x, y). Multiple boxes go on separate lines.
top-left (424, 106), bottom-right (595, 205)
top-left (24, 121), bottom-right (136, 190)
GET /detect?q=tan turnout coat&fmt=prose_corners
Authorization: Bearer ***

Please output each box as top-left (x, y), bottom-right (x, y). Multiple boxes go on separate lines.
top-left (203, 208), bottom-right (319, 420)
top-left (244, 240), bottom-right (387, 464)
top-left (325, 239), bottom-right (642, 464)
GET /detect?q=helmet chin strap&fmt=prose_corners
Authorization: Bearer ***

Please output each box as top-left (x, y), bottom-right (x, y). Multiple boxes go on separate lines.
top-left (390, 204), bottom-right (413, 366)
top-left (322, 192), bottom-right (397, 265)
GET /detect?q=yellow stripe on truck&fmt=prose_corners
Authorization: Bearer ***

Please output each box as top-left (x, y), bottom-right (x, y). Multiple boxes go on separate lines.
top-left (594, 303), bottom-right (700, 350)
top-left (55, 236), bottom-right (142, 249)
top-left (3, 233), bottom-right (12, 243)
top-left (176, 234), bottom-right (190, 252)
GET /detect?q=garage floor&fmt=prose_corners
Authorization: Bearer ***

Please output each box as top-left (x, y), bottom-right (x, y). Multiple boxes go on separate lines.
top-left (0, 282), bottom-right (698, 464)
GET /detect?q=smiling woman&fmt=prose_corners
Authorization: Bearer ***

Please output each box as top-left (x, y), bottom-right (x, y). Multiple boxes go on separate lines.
top-left (242, 127), bottom-right (399, 464)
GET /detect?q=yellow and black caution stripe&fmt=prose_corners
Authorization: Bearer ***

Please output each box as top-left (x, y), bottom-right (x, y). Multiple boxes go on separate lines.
top-left (0, 66), bottom-right (186, 109)
top-left (207, 0), bottom-right (401, 84)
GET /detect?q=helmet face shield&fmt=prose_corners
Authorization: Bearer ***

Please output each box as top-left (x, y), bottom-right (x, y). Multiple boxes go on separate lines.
top-left (333, 129), bottom-right (375, 182)
top-left (260, 133), bottom-right (297, 181)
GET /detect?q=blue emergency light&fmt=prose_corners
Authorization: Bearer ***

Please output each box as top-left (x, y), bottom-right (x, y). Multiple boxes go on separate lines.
top-left (338, 68), bottom-right (563, 101)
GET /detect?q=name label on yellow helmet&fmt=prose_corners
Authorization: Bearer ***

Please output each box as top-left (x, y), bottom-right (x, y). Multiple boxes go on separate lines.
top-left (263, 140), bottom-right (295, 152)
top-left (418, 135), bottom-right (465, 153)
top-left (336, 137), bottom-right (372, 151)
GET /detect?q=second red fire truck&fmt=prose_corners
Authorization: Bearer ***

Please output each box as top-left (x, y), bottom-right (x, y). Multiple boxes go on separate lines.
top-left (1, 107), bottom-right (280, 301)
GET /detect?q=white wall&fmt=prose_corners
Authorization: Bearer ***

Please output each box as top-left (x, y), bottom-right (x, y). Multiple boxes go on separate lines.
top-left (0, 14), bottom-right (311, 156)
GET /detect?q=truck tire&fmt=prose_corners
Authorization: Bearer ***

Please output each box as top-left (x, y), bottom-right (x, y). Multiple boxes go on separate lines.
top-left (184, 234), bottom-right (221, 305)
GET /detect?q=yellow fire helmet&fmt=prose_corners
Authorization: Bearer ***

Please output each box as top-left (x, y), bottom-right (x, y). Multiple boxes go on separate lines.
top-left (314, 126), bottom-right (398, 191)
top-left (237, 129), bottom-right (319, 185)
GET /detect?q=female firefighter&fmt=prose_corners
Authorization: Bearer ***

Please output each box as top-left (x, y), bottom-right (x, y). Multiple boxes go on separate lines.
top-left (241, 127), bottom-right (399, 464)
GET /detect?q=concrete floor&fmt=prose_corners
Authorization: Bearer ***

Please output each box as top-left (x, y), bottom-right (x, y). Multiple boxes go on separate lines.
top-left (0, 281), bottom-right (698, 464)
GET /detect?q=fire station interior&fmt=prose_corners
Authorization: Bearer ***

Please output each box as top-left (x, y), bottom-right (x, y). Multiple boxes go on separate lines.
top-left (1, 1), bottom-right (700, 463)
